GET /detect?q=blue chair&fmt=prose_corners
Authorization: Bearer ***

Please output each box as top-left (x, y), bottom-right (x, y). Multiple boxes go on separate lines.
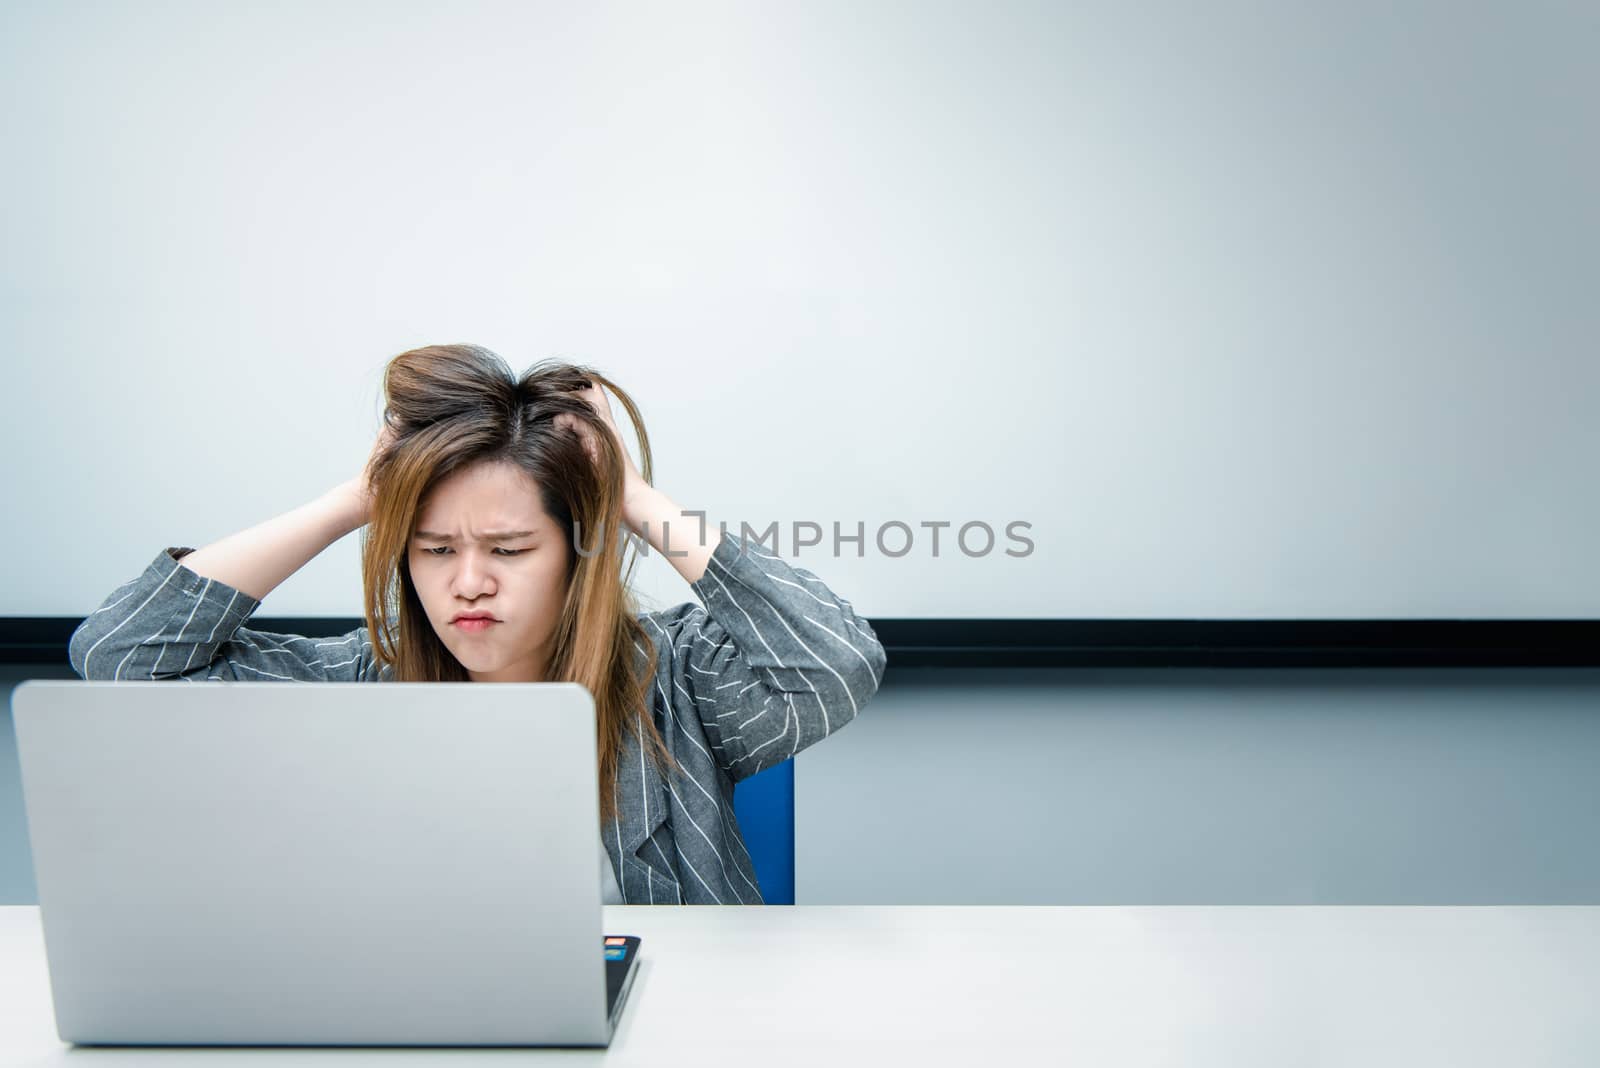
top-left (730, 758), bottom-right (794, 904)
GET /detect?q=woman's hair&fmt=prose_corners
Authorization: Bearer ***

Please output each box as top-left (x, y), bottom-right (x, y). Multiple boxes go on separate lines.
top-left (360, 343), bottom-right (680, 820)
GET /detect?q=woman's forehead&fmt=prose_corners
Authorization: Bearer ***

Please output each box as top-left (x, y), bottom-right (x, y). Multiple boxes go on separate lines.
top-left (416, 461), bottom-right (552, 530)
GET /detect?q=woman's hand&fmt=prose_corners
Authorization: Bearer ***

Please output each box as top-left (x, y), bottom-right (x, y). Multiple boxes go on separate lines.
top-left (556, 381), bottom-right (650, 506)
top-left (343, 421), bottom-right (399, 529)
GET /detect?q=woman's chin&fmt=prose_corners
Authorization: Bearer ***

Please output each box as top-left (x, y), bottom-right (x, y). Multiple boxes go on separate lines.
top-left (441, 642), bottom-right (491, 671)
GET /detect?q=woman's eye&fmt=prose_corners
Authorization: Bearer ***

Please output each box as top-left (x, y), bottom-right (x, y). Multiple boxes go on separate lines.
top-left (421, 547), bottom-right (527, 556)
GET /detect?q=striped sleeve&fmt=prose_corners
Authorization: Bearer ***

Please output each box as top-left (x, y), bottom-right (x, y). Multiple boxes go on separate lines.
top-left (644, 532), bottom-right (887, 784)
top-left (67, 547), bottom-right (376, 682)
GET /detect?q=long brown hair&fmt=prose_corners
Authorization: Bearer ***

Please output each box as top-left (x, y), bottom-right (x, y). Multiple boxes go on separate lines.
top-left (359, 343), bottom-right (680, 820)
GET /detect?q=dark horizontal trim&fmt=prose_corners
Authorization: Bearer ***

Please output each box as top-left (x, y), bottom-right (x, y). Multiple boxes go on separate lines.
top-left (871, 619), bottom-right (1600, 667)
top-left (4, 617), bottom-right (1599, 669)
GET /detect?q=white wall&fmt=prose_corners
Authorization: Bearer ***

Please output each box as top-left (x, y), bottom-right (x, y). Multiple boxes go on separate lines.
top-left (4, 0), bottom-right (1596, 620)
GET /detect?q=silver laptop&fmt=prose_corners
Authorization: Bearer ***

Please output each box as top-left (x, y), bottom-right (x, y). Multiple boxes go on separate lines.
top-left (11, 679), bottom-right (642, 1048)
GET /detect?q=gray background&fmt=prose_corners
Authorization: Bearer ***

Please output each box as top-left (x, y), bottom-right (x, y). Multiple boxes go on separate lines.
top-left (9, 665), bottom-right (1599, 905)
top-left (5, 3), bottom-right (1597, 905)
top-left (795, 667), bottom-right (1600, 904)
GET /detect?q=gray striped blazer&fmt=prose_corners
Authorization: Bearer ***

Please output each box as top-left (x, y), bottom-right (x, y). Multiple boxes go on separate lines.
top-left (67, 533), bottom-right (888, 904)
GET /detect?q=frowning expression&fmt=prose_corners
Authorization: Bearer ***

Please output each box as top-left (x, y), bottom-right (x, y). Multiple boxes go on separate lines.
top-left (407, 460), bottom-right (572, 682)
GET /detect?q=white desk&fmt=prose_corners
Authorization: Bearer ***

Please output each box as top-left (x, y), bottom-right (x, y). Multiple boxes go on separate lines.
top-left (3, 904), bottom-right (1597, 1066)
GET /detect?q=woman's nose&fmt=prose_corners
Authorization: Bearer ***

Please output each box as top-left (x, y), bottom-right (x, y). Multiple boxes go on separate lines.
top-left (451, 553), bottom-right (495, 597)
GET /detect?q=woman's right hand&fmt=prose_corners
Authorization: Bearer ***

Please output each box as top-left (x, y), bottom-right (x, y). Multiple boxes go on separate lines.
top-left (346, 422), bottom-right (398, 529)
top-left (183, 421), bottom-right (400, 600)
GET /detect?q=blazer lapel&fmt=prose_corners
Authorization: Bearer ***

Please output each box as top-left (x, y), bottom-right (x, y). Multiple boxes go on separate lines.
top-left (607, 720), bottom-right (679, 900)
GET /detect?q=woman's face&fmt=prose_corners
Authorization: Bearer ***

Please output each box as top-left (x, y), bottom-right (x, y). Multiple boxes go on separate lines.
top-left (407, 460), bottom-right (573, 682)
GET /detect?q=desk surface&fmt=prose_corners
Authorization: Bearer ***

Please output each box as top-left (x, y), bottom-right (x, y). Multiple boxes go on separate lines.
top-left (4, 904), bottom-right (1598, 1066)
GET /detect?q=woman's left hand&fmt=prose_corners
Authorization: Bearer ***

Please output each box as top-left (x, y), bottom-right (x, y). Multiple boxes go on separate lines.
top-left (556, 381), bottom-right (650, 505)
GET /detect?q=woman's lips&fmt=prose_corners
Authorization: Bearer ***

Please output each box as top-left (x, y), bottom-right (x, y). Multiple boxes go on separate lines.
top-left (453, 618), bottom-right (499, 633)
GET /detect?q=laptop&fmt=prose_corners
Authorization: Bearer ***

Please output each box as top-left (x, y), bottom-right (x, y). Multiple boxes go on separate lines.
top-left (11, 679), bottom-right (642, 1047)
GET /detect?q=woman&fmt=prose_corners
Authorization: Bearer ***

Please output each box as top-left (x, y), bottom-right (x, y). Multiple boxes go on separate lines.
top-left (68, 343), bottom-right (887, 905)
